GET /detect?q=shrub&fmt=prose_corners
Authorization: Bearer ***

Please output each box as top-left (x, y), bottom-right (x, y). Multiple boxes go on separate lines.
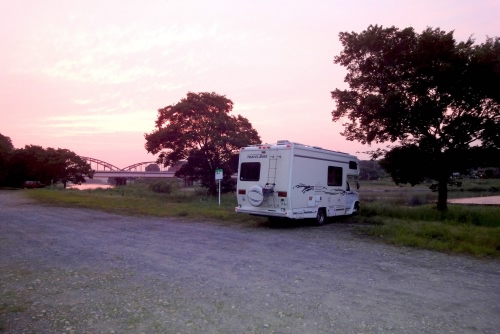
top-left (149, 181), bottom-right (173, 194)
top-left (407, 194), bottom-right (424, 206)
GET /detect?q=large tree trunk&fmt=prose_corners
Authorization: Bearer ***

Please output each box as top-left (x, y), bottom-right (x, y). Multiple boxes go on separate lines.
top-left (436, 176), bottom-right (448, 211)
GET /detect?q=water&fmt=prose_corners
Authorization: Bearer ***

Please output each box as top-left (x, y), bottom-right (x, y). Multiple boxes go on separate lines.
top-left (68, 183), bottom-right (114, 190)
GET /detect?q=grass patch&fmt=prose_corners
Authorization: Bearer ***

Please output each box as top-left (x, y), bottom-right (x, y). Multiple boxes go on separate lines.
top-left (0, 292), bottom-right (29, 331)
top-left (359, 202), bottom-right (500, 227)
top-left (25, 184), bottom-right (264, 225)
top-left (355, 201), bottom-right (500, 257)
top-left (0, 303), bottom-right (27, 314)
top-left (353, 178), bottom-right (500, 257)
top-left (363, 218), bottom-right (500, 257)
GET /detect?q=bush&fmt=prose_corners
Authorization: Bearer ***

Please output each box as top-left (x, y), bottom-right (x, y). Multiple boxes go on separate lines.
top-left (407, 195), bottom-right (424, 206)
top-left (149, 181), bottom-right (173, 194)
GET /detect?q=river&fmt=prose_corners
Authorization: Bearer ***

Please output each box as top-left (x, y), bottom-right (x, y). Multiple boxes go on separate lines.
top-left (68, 183), bottom-right (114, 190)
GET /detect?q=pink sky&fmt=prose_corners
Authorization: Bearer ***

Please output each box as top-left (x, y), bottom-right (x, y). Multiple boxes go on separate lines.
top-left (1, 0), bottom-right (499, 168)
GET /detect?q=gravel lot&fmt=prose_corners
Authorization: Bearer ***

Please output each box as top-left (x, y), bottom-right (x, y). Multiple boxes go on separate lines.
top-left (1, 190), bottom-right (499, 334)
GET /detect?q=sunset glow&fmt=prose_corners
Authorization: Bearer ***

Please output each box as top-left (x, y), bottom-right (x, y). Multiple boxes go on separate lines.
top-left (1, 0), bottom-right (499, 167)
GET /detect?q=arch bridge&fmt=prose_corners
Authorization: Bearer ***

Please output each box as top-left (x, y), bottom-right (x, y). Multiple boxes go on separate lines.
top-left (81, 157), bottom-right (175, 178)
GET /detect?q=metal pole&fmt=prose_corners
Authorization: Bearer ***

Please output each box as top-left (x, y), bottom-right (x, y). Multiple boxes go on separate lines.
top-left (218, 179), bottom-right (221, 206)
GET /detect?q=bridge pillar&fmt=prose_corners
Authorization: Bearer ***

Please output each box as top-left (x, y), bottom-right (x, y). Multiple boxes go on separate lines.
top-left (112, 177), bottom-right (127, 186)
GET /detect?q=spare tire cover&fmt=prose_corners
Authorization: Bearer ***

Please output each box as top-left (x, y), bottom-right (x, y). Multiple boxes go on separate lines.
top-left (248, 185), bottom-right (264, 206)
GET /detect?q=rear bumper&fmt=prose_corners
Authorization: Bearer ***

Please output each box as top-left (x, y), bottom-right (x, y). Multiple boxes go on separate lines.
top-left (235, 206), bottom-right (288, 218)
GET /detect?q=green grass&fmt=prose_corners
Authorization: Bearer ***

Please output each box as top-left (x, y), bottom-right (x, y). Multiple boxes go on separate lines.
top-left (361, 218), bottom-right (500, 257)
top-left (0, 291), bottom-right (29, 331)
top-left (359, 202), bottom-right (500, 226)
top-left (355, 178), bottom-right (500, 257)
top-left (25, 184), bottom-right (264, 225)
top-left (24, 180), bottom-right (500, 257)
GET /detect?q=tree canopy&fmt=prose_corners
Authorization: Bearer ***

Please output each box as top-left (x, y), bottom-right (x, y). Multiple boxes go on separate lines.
top-left (145, 92), bottom-right (261, 195)
top-left (331, 25), bottom-right (500, 210)
top-left (1, 141), bottom-right (93, 188)
top-left (0, 133), bottom-right (14, 185)
top-left (0, 133), bottom-right (14, 154)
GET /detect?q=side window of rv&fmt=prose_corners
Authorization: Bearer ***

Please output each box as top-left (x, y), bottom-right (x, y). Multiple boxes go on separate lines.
top-left (327, 166), bottom-right (343, 187)
top-left (240, 162), bottom-right (261, 181)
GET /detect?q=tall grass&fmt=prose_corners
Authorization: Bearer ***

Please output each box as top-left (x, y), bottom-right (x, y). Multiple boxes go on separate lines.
top-left (355, 201), bottom-right (500, 257)
top-left (362, 218), bottom-right (500, 257)
top-left (356, 178), bottom-right (500, 257)
top-left (25, 184), bottom-right (263, 225)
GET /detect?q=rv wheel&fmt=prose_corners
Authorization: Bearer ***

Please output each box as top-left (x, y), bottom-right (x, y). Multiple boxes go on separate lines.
top-left (316, 209), bottom-right (326, 226)
top-left (353, 203), bottom-right (360, 215)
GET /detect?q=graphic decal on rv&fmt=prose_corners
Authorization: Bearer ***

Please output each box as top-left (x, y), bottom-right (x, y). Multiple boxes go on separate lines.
top-left (324, 189), bottom-right (346, 195)
top-left (294, 184), bottom-right (350, 196)
top-left (293, 184), bottom-right (314, 193)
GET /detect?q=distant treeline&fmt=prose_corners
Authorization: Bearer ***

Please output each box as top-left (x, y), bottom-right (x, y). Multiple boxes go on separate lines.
top-left (358, 160), bottom-right (499, 181)
top-left (358, 160), bottom-right (388, 180)
top-left (0, 133), bottom-right (93, 188)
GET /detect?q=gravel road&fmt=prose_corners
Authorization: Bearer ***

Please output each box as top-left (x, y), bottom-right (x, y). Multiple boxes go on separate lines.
top-left (1, 190), bottom-right (499, 334)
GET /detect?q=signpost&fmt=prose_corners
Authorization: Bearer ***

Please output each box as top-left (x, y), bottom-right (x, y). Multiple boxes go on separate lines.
top-left (215, 168), bottom-right (223, 206)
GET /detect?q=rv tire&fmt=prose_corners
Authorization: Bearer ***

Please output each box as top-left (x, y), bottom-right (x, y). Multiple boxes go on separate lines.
top-left (353, 202), bottom-right (360, 215)
top-left (316, 208), bottom-right (326, 226)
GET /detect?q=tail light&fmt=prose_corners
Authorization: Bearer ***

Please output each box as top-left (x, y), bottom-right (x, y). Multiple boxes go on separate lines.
top-left (277, 191), bottom-right (287, 197)
top-left (238, 189), bottom-right (246, 195)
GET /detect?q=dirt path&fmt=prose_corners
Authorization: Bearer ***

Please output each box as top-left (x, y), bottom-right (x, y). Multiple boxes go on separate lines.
top-left (449, 195), bottom-right (500, 205)
top-left (1, 190), bottom-right (499, 334)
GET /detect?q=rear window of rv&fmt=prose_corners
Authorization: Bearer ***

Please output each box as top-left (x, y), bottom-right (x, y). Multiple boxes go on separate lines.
top-left (327, 166), bottom-right (343, 186)
top-left (240, 162), bottom-right (261, 181)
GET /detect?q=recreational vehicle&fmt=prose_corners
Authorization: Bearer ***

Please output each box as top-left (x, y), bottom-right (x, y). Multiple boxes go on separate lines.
top-left (235, 140), bottom-right (360, 225)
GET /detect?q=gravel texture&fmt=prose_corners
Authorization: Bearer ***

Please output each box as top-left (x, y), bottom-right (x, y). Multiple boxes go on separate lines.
top-left (0, 190), bottom-right (499, 334)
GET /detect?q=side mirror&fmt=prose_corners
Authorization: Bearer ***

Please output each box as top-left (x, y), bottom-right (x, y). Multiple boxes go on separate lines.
top-left (356, 181), bottom-right (360, 190)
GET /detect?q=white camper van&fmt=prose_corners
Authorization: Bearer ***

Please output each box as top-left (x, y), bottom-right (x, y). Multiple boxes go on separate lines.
top-left (235, 140), bottom-right (360, 225)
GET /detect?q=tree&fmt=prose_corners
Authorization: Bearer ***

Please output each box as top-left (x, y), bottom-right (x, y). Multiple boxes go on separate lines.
top-left (7, 145), bottom-right (93, 187)
top-left (331, 25), bottom-right (500, 210)
top-left (145, 163), bottom-right (160, 172)
top-left (7, 145), bottom-right (45, 187)
top-left (358, 160), bottom-right (388, 180)
top-left (46, 148), bottom-right (94, 188)
top-left (0, 133), bottom-right (14, 154)
top-left (0, 133), bottom-right (14, 185)
top-left (145, 92), bottom-right (261, 195)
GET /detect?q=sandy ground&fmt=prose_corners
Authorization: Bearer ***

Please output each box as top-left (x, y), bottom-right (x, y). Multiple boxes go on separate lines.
top-left (1, 190), bottom-right (499, 334)
top-left (448, 195), bottom-right (500, 205)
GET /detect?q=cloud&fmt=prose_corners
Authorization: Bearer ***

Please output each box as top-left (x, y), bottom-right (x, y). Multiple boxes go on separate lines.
top-left (73, 99), bottom-right (93, 105)
top-left (31, 22), bottom-right (238, 85)
top-left (42, 110), bottom-right (154, 136)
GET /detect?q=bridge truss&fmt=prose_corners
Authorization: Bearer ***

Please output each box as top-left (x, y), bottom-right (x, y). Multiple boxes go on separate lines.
top-left (81, 157), bottom-right (169, 172)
